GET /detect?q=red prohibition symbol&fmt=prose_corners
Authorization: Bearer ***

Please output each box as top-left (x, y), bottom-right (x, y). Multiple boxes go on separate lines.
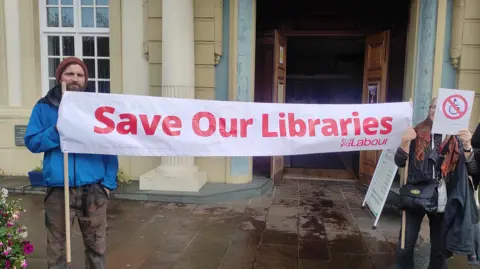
top-left (442, 94), bottom-right (468, 120)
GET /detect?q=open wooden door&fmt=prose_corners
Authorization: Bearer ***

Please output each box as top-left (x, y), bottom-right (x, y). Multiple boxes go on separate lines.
top-left (270, 29), bottom-right (287, 181)
top-left (359, 30), bottom-right (390, 185)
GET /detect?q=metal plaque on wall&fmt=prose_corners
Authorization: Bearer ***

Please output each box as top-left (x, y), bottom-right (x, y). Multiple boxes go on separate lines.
top-left (14, 125), bottom-right (27, 147)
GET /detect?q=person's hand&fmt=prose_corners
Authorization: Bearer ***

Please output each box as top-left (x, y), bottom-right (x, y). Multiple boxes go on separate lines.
top-left (458, 128), bottom-right (472, 149)
top-left (402, 127), bottom-right (416, 142)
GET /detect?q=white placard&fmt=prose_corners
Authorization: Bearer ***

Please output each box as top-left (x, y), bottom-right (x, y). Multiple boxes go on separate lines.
top-left (432, 88), bottom-right (475, 135)
top-left (57, 92), bottom-right (412, 157)
top-left (362, 147), bottom-right (398, 227)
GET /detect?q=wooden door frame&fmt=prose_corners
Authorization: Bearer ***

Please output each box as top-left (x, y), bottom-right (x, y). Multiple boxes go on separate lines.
top-left (254, 0), bottom-right (417, 181)
top-left (359, 30), bottom-right (391, 185)
top-left (266, 28), bottom-right (390, 184)
top-left (264, 28), bottom-right (368, 181)
top-left (270, 29), bottom-right (287, 181)
top-left (253, 34), bottom-right (275, 178)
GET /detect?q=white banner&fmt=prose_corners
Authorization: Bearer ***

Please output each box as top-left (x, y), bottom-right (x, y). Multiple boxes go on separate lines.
top-left (57, 92), bottom-right (412, 157)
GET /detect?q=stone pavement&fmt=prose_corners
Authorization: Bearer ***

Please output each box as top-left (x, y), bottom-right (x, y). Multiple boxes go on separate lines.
top-left (10, 178), bottom-right (470, 269)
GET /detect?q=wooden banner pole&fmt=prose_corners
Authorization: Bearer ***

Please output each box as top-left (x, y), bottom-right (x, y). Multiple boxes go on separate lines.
top-left (61, 82), bottom-right (72, 266)
top-left (401, 98), bottom-right (413, 249)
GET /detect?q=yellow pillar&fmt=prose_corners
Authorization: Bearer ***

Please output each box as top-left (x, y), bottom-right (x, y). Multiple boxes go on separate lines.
top-left (3, 0), bottom-right (22, 106)
top-left (403, 0), bottom-right (421, 102)
top-left (19, 0), bottom-right (42, 106)
top-left (0, 0), bottom-right (7, 106)
top-left (109, 0), bottom-right (123, 95)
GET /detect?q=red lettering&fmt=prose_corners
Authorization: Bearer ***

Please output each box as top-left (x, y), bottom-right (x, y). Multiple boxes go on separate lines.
top-left (94, 106), bottom-right (115, 134)
top-left (308, 119), bottom-right (321, 136)
top-left (94, 107), bottom-right (396, 139)
top-left (262, 114), bottom-right (277, 137)
top-left (162, 116), bottom-right (182, 136)
top-left (94, 106), bottom-right (183, 136)
top-left (288, 113), bottom-right (306, 137)
top-left (139, 115), bottom-right (161, 135)
top-left (360, 138), bottom-right (388, 146)
top-left (380, 117), bottom-right (393, 134)
top-left (191, 113), bottom-right (251, 138)
top-left (117, 113), bottom-right (137, 135)
top-left (339, 118), bottom-right (352, 136)
top-left (219, 118), bottom-right (238, 137)
top-left (240, 118), bottom-right (253, 137)
top-left (192, 112), bottom-right (216, 137)
top-left (262, 112), bottom-right (395, 138)
top-left (279, 113), bottom-right (287, 137)
top-left (352, 112), bottom-right (361, 135)
top-left (321, 119), bottom-right (339, 136)
top-left (363, 117), bottom-right (379, 135)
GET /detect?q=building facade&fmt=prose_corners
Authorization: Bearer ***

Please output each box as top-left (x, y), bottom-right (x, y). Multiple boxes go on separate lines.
top-left (0, 0), bottom-right (479, 192)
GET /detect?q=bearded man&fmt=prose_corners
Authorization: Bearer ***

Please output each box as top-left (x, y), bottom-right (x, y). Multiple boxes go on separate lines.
top-left (24, 57), bottom-right (118, 269)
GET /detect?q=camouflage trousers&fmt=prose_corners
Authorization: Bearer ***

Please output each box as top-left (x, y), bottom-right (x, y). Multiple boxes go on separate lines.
top-left (44, 182), bottom-right (109, 269)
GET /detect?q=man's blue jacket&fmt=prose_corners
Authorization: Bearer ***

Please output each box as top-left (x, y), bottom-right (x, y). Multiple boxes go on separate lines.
top-left (24, 85), bottom-right (118, 190)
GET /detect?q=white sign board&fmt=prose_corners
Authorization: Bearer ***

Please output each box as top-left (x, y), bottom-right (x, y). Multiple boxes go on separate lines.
top-left (432, 88), bottom-right (475, 135)
top-left (362, 147), bottom-right (398, 227)
top-left (56, 92), bottom-right (412, 157)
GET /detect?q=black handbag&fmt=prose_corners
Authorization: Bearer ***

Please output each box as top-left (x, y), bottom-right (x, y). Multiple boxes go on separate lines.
top-left (398, 181), bottom-right (438, 213)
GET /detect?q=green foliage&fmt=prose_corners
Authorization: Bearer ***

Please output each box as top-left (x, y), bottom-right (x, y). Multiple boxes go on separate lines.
top-left (32, 161), bottom-right (42, 172)
top-left (116, 166), bottom-right (131, 187)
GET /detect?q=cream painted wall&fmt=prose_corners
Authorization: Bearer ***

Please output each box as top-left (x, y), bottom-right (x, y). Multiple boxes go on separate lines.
top-left (3, 0), bottom-right (22, 106)
top-left (0, 0), bottom-right (43, 175)
top-left (403, 0), bottom-right (420, 102)
top-left (398, 0), bottom-right (421, 182)
top-left (0, 107), bottom-right (43, 176)
top-left (19, 0), bottom-right (42, 106)
top-left (0, 0), bottom-right (122, 176)
top-left (456, 0), bottom-right (480, 130)
top-left (0, 0), bottom-right (225, 181)
top-left (122, 1), bottom-right (149, 97)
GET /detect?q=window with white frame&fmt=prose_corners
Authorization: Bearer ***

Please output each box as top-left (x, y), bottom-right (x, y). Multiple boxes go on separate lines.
top-left (39, 0), bottom-right (110, 94)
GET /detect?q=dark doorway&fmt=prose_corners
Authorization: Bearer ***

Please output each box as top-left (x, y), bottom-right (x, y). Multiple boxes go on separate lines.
top-left (252, 0), bottom-right (411, 181)
top-left (283, 36), bottom-right (365, 178)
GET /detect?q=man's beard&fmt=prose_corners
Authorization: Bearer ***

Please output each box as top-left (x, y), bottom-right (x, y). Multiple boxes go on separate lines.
top-left (66, 82), bottom-right (86, 91)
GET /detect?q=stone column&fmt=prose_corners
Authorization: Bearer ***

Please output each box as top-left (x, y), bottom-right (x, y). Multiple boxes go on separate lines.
top-left (139, 0), bottom-right (207, 192)
top-left (226, 0), bottom-right (255, 184)
top-left (412, 0), bottom-right (439, 125)
top-left (3, 0), bottom-right (22, 106)
top-left (0, 0), bottom-right (7, 105)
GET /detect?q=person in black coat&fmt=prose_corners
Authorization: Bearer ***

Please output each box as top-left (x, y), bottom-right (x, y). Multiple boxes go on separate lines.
top-left (393, 97), bottom-right (478, 269)
top-left (466, 122), bottom-right (480, 265)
